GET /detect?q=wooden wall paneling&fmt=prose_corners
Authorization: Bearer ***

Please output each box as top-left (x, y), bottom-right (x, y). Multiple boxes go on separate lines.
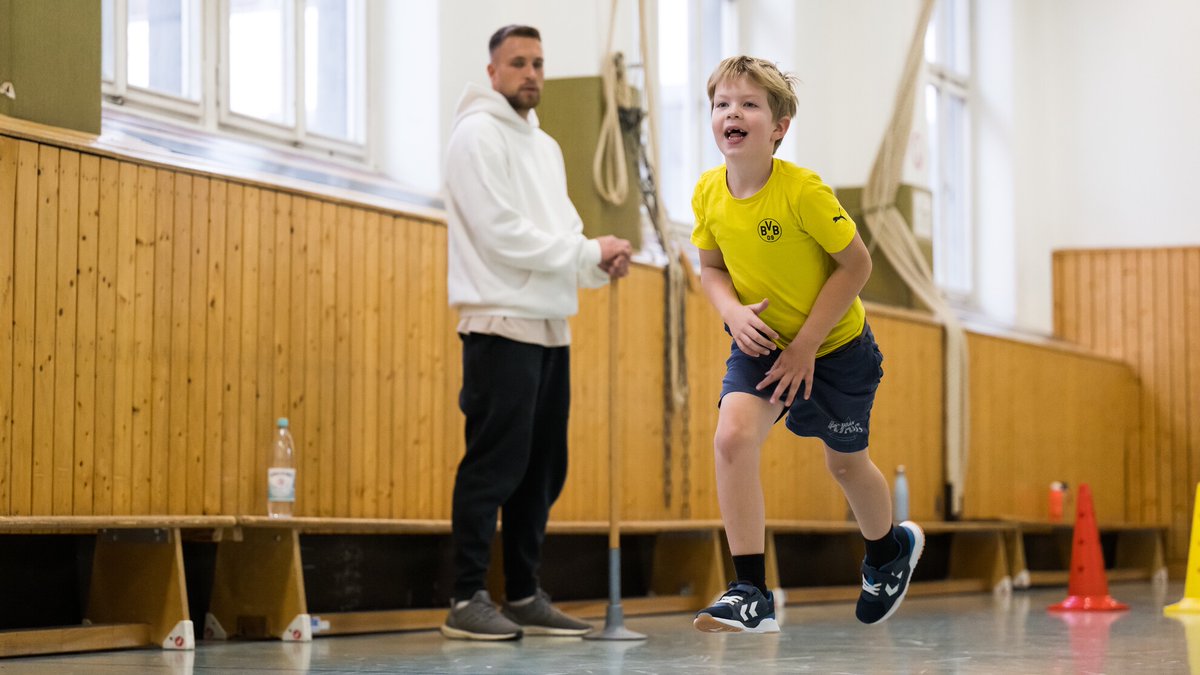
top-left (220, 184), bottom-right (244, 516)
top-left (316, 202), bottom-right (336, 517)
top-left (1052, 254), bottom-right (1063, 339)
top-left (1153, 251), bottom-right (1172, 538)
top-left (617, 266), bottom-right (667, 521)
top-left (273, 195), bottom-right (294, 509)
top-left (1168, 250), bottom-right (1188, 556)
top-left (129, 166), bottom-right (156, 514)
top-left (0, 137), bottom-right (17, 515)
top-left (415, 223), bottom-right (435, 519)
top-left (684, 288), bottom-right (724, 521)
top-left (52, 150), bottom-right (79, 515)
top-left (559, 284), bottom-right (610, 522)
top-left (111, 162), bottom-right (137, 515)
top-left (1090, 252), bottom-right (1110, 356)
top-left (238, 186), bottom-right (261, 515)
top-left (388, 216), bottom-right (409, 520)
top-left (1120, 251), bottom-right (1144, 520)
top-left (430, 226), bottom-right (450, 521)
top-left (32, 145), bottom-right (60, 515)
top-left (870, 315), bottom-right (943, 520)
top-left (149, 169), bottom-right (175, 515)
top-left (185, 177), bottom-right (208, 515)
top-left (333, 204), bottom-right (352, 516)
top-left (1058, 254), bottom-right (1078, 341)
top-left (362, 211), bottom-right (381, 518)
top-left (1187, 249), bottom-right (1200, 522)
top-left (347, 208), bottom-right (365, 517)
top-left (92, 157), bottom-right (118, 516)
top-left (1076, 250), bottom-right (1093, 351)
top-left (1104, 251), bottom-right (1124, 359)
top-left (255, 190), bottom-right (277, 514)
top-left (204, 180), bottom-right (226, 515)
top-left (73, 154), bottom-right (99, 516)
top-left (287, 197), bottom-right (307, 515)
top-left (301, 198), bottom-right (324, 516)
top-left (166, 172), bottom-right (190, 515)
top-left (1137, 250), bottom-right (1159, 523)
top-left (9, 140), bottom-right (37, 516)
top-left (376, 214), bottom-right (395, 519)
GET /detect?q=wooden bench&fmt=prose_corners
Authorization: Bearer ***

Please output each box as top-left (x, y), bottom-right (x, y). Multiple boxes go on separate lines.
top-left (204, 517), bottom-right (729, 640)
top-left (764, 520), bottom-right (1017, 605)
top-left (1002, 519), bottom-right (1169, 588)
top-left (0, 515), bottom-right (235, 658)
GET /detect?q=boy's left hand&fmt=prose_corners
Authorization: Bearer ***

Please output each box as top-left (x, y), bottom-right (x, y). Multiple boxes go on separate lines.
top-left (756, 338), bottom-right (818, 406)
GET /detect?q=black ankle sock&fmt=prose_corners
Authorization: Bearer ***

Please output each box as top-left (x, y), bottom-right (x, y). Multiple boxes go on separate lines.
top-left (732, 553), bottom-right (767, 595)
top-left (864, 527), bottom-right (901, 567)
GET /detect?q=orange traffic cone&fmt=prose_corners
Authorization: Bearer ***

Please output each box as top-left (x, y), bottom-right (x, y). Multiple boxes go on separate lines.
top-left (1048, 483), bottom-right (1129, 612)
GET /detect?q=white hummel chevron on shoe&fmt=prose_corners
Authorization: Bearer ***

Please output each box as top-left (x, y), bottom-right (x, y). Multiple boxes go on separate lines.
top-left (856, 521), bottom-right (925, 624)
top-left (693, 581), bottom-right (780, 633)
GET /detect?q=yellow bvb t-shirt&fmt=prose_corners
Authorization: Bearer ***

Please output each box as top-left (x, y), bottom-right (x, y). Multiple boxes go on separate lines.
top-left (691, 158), bottom-right (866, 356)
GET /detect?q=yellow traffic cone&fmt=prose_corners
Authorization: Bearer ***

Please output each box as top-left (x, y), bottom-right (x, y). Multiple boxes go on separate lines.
top-left (1165, 483), bottom-right (1200, 616)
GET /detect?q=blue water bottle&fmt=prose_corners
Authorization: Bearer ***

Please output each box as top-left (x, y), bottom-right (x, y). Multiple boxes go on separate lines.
top-left (893, 465), bottom-right (909, 522)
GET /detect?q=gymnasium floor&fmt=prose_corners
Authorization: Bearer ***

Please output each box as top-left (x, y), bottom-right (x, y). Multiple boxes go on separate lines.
top-left (1, 582), bottom-right (1191, 673)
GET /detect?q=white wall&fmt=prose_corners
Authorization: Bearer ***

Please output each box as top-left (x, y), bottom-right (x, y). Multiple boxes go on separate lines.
top-left (999, 0), bottom-right (1200, 332)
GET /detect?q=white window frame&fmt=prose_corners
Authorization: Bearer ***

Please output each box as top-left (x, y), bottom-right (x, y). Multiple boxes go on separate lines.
top-left (102, 0), bottom-right (206, 120)
top-left (925, 0), bottom-right (973, 299)
top-left (101, 0), bottom-right (369, 162)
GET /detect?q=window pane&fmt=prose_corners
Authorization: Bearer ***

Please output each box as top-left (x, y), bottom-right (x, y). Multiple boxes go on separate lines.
top-left (101, 0), bottom-right (114, 82)
top-left (657, 0), bottom-right (691, 222)
top-left (229, 0), bottom-right (295, 125)
top-left (932, 90), bottom-right (970, 294)
top-left (127, 0), bottom-right (200, 100)
top-left (304, 0), bottom-right (364, 142)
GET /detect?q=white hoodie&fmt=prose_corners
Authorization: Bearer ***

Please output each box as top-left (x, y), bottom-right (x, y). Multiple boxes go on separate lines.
top-left (444, 83), bottom-right (609, 322)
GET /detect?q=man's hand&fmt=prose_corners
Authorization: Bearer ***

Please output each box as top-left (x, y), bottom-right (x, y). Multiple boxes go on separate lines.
top-left (597, 235), bottom-right (632, 278)
top-left (756, 335), bottom-right (818, 406)
top-left (725, 298), bottom-right (779, 357)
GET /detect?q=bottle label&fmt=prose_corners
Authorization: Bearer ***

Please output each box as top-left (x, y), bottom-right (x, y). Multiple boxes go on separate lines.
top-left (268, 467), bottom-right (296, 502)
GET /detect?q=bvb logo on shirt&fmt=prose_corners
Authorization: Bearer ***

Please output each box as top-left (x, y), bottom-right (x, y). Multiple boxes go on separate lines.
top-left (757, 218), bottom-right (782, 242)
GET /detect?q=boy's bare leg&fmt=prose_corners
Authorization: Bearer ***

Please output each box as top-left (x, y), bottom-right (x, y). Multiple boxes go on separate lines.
top-left (714, 393), bottom-right (784, 554)
top-left (825, 446), bottom-right (892, 540)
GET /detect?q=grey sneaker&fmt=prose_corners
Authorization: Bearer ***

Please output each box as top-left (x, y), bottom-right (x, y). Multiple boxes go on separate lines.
top-left (502, 589), bottom-right (592, 636)
top-left (441, 590), bottom-right (523, 641)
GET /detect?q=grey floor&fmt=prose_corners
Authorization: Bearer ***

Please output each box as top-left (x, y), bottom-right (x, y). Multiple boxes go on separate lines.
top-left (1, 582), bottom-right (1196, 674)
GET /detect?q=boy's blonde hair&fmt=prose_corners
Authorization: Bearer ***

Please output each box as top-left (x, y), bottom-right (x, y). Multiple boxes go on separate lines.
top-left (707, 56), bottom-right (799, 152)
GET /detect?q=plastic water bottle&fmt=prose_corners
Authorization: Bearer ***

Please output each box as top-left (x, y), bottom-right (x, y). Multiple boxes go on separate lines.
top-left (267, 418), bottom-right (296, 518)
top-left (893, 465), bottom-right (909, 522)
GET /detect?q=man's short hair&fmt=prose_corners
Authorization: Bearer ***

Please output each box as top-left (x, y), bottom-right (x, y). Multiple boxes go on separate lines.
top-left (706, 55), bottom-right (799, 124)
top-left (488, 25), bottom-right (541, 57)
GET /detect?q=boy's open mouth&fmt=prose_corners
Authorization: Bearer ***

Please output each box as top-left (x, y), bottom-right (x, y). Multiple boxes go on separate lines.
top-left (724, 127), bottom-right (747, 139)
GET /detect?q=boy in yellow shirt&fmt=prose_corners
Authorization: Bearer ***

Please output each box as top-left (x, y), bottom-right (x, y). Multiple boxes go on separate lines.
top-left (691, 56), bottom-right (923, 633)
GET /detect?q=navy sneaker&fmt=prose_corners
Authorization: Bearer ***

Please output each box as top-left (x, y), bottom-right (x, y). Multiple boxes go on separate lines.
top-left (856, 520), bottom-right (925, 624)
top-left (693, 581), bottom-right (780, 633)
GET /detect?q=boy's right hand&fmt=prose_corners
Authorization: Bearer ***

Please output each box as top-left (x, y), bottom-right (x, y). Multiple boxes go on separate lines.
top-left (726, 298), bottom-right (779, 357)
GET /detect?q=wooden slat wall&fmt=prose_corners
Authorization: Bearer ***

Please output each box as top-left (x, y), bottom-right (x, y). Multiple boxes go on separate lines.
top-left (0, 131), bottom-right (1139, 529)
top-left (1054, 247), bottom-right (1200, 564)
top-left (964, 333), bottom-right (1135, 522)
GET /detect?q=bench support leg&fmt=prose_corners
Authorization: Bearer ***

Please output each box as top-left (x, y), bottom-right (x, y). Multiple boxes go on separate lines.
top-left (86, 527), bottom-right (194, 649)
top-left (208, 527), bottom-right (310, 641)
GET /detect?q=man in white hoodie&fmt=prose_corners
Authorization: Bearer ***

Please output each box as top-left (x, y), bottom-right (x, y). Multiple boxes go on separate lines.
top-left (440, 24), bottom-right (633, 641)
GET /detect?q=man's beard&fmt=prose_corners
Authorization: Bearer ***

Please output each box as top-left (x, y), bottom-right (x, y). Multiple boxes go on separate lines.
top-left (505, 89), bottom-right (540, 113)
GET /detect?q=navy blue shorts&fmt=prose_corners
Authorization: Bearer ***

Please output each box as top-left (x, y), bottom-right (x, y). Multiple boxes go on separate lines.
top-left (718, 323), bottom-right (883, 452)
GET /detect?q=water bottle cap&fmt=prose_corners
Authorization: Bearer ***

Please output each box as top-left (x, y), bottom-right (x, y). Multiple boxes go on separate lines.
top-left (277, 417), bottom-right (289, 428)
top-left (896, 464), bottom-right (906, 473)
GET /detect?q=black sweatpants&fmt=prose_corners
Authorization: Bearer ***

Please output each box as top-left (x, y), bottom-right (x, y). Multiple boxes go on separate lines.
top-left (452, 333), bottom-right (570, 602)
